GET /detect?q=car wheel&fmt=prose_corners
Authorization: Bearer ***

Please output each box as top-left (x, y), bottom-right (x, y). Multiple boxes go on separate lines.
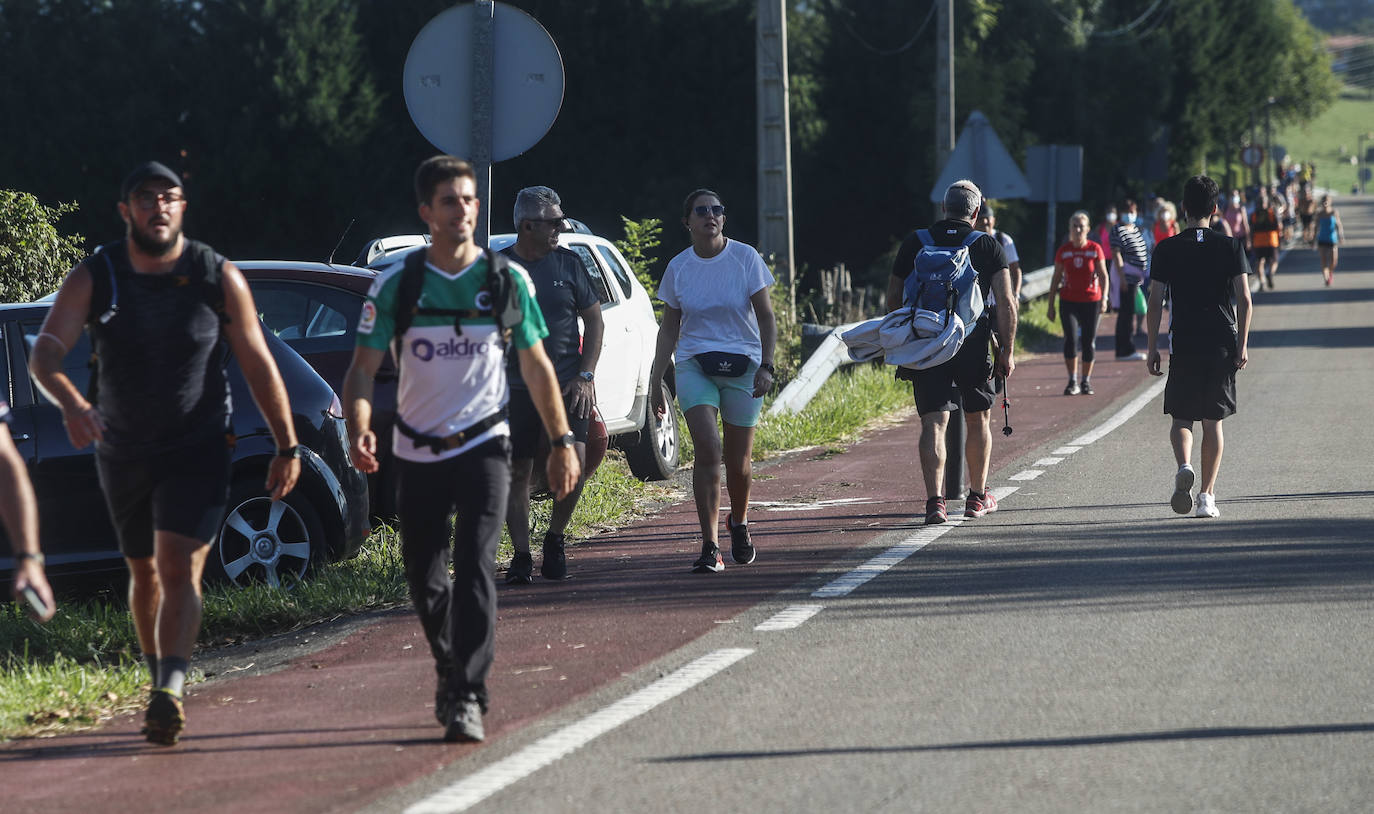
top-left (625, 379), bottom-right (679, 481)
top-left (207, 476), bottom-right (324, 589)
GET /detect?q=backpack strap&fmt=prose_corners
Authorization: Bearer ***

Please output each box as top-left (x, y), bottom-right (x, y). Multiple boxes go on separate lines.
top-left (916, 229), bottom-right (933, 246)
top-left (392, 248), bottom-right (524, 359)
top-left (960, 229), bottom-right (984, 248)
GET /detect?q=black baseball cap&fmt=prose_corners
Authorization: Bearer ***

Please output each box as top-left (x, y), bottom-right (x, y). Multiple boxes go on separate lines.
top-left (121, 161), bottom-right (183, 200)
top-left (980, 202), bottom-right (995, 218)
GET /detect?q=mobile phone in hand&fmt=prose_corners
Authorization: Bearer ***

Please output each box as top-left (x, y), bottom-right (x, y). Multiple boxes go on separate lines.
top-left (19, 584), bottom-right (51, 618)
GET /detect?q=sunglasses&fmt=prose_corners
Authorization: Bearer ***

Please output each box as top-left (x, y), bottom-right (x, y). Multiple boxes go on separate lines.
top-left (132, 191), bottom-right (185, 210)
top-left (693, 205), bottom-right (725, 218)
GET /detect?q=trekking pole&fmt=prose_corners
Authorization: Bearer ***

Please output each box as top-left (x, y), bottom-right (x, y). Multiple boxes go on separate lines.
top-left (1000, 376), bottom-right (1013, 436)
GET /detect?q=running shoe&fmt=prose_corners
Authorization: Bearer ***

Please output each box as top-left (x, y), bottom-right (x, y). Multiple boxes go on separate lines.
top-left (444, 696), bottom-right (485, 743)
top-left (1063, 381), bottom-right (1080, 396)
top-left (1195, 493), bottom-right (1220, 518)
top-left (964, 491), bottom-right (998, 518)
top-left (144, 689), bottom-right (185, 746)
top-left (691, 542), bottom-right (725, 573)
top-left (1171, 464), bottom-right (1196, 515)
top-left (924, 496), bottom-right (947, 525)
top-left (1116, 352), bottom-right (1147, 361)
top-left (541, 534), bottom-right (570, 580)
top-left (505, 551), bottom-right (534, 585)
top-left (727, 514), bottom-right (756, 564)
top-left (1079, 380), bottom-right (1094, 395)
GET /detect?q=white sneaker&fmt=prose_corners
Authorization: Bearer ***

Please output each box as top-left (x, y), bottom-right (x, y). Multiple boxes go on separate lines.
top-left (1116, 352), bottom-right (1147, 361)
top-left (1195, 493), bottom-right (1220, 518)
top-left (1171, 465), bottom-right (1195, 515)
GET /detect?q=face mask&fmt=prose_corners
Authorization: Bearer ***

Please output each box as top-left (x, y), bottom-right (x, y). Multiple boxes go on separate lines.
top-left (1162, 211), bottom-right (1174, 223)
top-left (1231, 196), bottom-right (1241, 206)
top-left (1122, 213), bottom-right (1138, 225)
top-left (1106, 212), bottom-right (1118, 224)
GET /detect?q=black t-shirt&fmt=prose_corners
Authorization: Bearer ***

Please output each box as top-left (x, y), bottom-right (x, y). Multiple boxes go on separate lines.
top-left (890, 219), bottom-right (1008, 301)
top-left (500, 245), bottom-right (599, 387)
top-left (1150, 228), bottom-right (1250, 355)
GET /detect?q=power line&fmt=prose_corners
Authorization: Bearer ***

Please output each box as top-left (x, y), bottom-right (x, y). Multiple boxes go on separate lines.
top-left (827, 0), bottom-right (937, 57)
top-left (1037, 0), bottom-right (1171, 40)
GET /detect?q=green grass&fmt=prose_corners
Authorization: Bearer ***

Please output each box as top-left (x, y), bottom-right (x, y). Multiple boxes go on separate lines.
top-left (1274, 85), bottom-right (1374, 193)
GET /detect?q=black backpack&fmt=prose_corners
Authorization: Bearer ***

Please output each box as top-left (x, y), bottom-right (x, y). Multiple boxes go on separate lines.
top-left (390, 247), bottom-right (523, 361)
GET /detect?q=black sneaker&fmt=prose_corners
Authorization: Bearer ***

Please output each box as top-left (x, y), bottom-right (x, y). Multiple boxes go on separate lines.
top-left (727, 514), bottom-right (756, 564)
top-left (1063, 381), bottom-right (1080, 396)
top-left (444, 696), bottom-right (485, 743)
top-left (692, 542), bottom-right (725, 573)
top-left (1079, 379), bottom-right (1094, 395)
top-left (541, 534), bottom-right (570, 580)
top-left (505, 551), bottom-right (534, 585)
top-left (144, 689), bottom-right (185, 746)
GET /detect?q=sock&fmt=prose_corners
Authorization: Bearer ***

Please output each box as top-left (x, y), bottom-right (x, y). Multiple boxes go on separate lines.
top-left (158, 657), bottom-right (189, 698)
top-left (1080, 378), bottom-right (1090, 387)
top-left (145, 653), bottom-right (159, 686)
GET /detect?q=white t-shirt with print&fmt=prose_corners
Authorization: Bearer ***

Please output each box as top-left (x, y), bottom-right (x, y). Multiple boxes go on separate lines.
top-left (657, 239), bottom-right (775, 364)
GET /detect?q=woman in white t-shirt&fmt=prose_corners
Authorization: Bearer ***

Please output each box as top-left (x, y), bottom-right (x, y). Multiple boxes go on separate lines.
top-left (649, 188), bottom-right (776, 575)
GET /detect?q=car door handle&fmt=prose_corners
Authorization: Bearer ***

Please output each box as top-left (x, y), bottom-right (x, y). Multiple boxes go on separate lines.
top-left (11, 433), bottom-right (31, 443)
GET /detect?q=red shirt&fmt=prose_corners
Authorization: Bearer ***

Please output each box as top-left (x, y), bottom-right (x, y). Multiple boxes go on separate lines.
top-left (1055, 240), bottom-right (1106, 302)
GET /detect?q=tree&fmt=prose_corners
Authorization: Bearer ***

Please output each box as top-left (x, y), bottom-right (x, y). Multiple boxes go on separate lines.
top-left (0, 191), bottom-right (85, 303)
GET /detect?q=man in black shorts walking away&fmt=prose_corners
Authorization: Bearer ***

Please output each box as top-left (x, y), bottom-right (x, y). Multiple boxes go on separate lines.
top-left (1146, 174), bottom-right (1252, 518)
top-left (32, 161), bottom-right (301, 744)
top-left (500, 186), bottom-right (603, 583)
top-left (886, 180), bottom-right (1017, 524)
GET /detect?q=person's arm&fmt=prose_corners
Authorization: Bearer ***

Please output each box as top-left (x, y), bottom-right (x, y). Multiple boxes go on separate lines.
top-left (31, 265), bottom-right (105, 448)
top-left (1008, 259), bottom-right (1023, 301)
top-left (1046, 261), bottom-right (1064, 321)
top-left (1145, 280), bottom-right (1168, 376)
top-left (991, 267), bottom-right (1016, 379)
top-left (749, 286), bottom-right (777, 398)
top-left (220, 263), bottom-right (299, 500)
top-left (887, 237), bottom-right (914, 313)
top-left (517, 342), bottom-right (579, 499)
top-left (1232, 273), bottom-right (1251, 371)
top-left (564, 304), bottom-right (603, 420)
top-left (0, 424), bottom-right (53, 621)
top-left (342, 346), bottom-right (386, 474)
top-left (649, 306), bottom-right (682, 418)
top-left (1095, 256), bottom-right (1110, 313)
top-left (1335, 212), bottom-right (1343, 242)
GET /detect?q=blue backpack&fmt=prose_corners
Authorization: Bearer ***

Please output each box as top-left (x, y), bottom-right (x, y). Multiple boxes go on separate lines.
top-left (903, 229), bottom-right (986, 329)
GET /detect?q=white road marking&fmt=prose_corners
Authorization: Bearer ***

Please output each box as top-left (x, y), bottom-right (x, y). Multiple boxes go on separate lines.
top-left (1033, 457), bottom-right (1063, 466)
top-left (405, 648), bottom-right (754, 814)
top-left (1009, 470), bottom-right (1044, 481)
top-left (755, 604), bottom-right (825, 631)
top-left (750, 497), bottom-right (875, 512)
top-left (811, 520), bottom-right (963, 598)
top-left (1053, 446), bottom-right (1082, 455)
top-left (1068, 378), bottom-right (1166, 446)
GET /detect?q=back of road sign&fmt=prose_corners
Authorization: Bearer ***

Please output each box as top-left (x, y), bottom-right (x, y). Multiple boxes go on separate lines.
top-left (1026, 145), bottom-right (1083, 203)
top-left (404, 3), bottom-right (564, 162)
top-left (929, 110), bottom-right (1030, 202)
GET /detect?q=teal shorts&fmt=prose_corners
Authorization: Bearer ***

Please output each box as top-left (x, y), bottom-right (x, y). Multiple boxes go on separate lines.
top-left (674, 355), bottom-right (764, 427)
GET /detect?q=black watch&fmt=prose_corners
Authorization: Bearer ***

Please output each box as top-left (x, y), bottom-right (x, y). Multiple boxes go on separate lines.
top-left (276, 445), bottom-right (301, 459)
top-left (550, 432), bottom-right (576, 449)
top-left (759, 362), bottom-right (776, 375)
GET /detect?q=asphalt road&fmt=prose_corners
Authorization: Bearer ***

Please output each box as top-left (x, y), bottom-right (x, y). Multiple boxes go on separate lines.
top-left (6, 198), bottom-right (1372, 814)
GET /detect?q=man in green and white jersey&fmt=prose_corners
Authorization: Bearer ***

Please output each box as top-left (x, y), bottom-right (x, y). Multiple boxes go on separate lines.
top-left (343, 155), bottom-right (579, 743)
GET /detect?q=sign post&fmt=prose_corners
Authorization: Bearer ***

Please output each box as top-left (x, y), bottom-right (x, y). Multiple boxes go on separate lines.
top-left (472, 1), bottom-right (494, 244)
top-left (1026, 145), bottom-right (1083, 266)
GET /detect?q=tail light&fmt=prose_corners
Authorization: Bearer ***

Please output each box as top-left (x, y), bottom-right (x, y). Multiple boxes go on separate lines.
top-left (326, 394), bottom-right (345, 419)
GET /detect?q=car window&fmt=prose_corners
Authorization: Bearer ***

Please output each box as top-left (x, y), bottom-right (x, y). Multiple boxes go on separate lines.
top-left (250, 282), bottom-right (361, 352)
top-left (22, 322), bottom-right (91, 404)
top-left (596, 246), bottom-right (636, 300)
top-left (566, 244), bottom-right (616, 306)
top-left (0, 325), bottom-right (11, 406)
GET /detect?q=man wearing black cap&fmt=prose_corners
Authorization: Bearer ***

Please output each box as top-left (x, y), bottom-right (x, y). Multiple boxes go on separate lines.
top-left (31, 161), bottom-right (302, 745)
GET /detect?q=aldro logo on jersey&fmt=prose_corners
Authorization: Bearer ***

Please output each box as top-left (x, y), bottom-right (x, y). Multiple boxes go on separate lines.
top-left (410, 335), bottom-right (491, 362)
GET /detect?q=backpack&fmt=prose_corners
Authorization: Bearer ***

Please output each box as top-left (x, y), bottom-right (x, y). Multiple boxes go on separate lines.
top-left (391, 246), bottom-right (523, 362)
top-left (84, 240), bottom-right (228, 405)
top-left (903, 229), bottom-right (987, 330)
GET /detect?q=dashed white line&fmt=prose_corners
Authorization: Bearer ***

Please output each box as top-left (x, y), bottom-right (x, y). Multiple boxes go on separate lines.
top-left (755, 604), bottom-right (825, 631)
top-left (1009, 470), bottom-right (1044, 481)
top-left (1052, 446), bottom-right (1082, 455)
top-left (405, 648), bottom-right (754, 814)
top-left (1033, 457), bottom-right (1063, 466)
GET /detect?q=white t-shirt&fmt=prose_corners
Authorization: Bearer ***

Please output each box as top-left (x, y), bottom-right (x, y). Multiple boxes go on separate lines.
top-left (994, 230), bottom-right (1019, 265)
top-left (657, 239), bottom-right (775, 364)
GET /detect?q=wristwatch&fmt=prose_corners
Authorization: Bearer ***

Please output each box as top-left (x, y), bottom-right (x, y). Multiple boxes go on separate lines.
top-left (578, 371), bottom-right (595, 382)
top-left (276, 445), bottom-right (301, 459)
top-left (759, 362), bottom-right (776, 375)
top-left (15, 551), bottom-right (44, 565)
top-left (550, 432), bottom-right (576, 449)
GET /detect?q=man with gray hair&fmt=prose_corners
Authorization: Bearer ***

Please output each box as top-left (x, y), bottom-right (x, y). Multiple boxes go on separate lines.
top-left (500, 186), bottom-right (603, 582)
top-left (885, 180), bottom-right (1017, 525)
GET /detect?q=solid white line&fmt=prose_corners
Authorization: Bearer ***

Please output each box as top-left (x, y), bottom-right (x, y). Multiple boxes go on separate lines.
top-left (755, 604), bottom-right (825, 631)
top-left (405, 649), bottom-right (754, 814)
top-left (811, 520), bottom-right (963, 598)
top-left (1068, 378), bottom-right (1166, 446)
top-left (1052, 446), bottom-right (1082, 455)
top-left (1009, 470), bottom-right (1043, 481)
top-left (1033, 457), bottom-right (1063, 466)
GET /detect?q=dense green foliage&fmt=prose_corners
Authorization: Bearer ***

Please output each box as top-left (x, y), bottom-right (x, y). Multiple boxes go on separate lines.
top-left (0, 0), bottom-right (1338, 300)
top-left (0, 191), bottom-right (85, 302)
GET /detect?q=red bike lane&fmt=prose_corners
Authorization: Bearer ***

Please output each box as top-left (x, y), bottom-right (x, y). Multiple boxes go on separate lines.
top-left (1, 351), bottom-right (1155, 814)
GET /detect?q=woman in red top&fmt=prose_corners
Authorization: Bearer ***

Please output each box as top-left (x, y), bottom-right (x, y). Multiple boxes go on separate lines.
top-left (1152, 201), bottom-right (1179, 245)
top-left (1047, 211), bottom-right (1109, 395)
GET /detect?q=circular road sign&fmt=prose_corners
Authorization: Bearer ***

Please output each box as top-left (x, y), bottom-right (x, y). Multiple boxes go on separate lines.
top-left (1240, 145), bottom-right (1264, 169)
top-left (404, 3), bottom-right (564, 162)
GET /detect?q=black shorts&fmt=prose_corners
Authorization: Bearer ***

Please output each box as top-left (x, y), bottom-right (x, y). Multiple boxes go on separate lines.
top-left (1253, 246), bottom-right (1277, 261)
top-left (95, 431), bottom-right (233, 558)
top-left (507, 385), bottom-right (591, 459)
top-left (905, 325), bottom-right (996, 415)
top-left (1164, 349), bottom-right (1237, 421)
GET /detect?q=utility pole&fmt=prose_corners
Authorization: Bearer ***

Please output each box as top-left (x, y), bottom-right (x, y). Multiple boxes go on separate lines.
top-left (1264, 96), bottom-right (1274, 187)
top-left (934, 0), bottom-right (962, 502)
top-left (757, 0), bottom-right (795, 318)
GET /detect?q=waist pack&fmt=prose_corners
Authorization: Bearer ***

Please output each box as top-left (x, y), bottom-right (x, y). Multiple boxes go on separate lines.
top-left (694, 351), bottom-right (751, 378)
top-left (902, 229), bottom-right (986, 355)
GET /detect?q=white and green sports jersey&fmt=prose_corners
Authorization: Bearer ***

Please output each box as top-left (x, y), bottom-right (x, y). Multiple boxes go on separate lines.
top-left (357, 252), bottom-right (547, 462)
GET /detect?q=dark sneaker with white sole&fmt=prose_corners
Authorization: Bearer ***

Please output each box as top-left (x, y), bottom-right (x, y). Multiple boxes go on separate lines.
top-left (1171, 464), bottom-right (1196, 515)
top-left (541, 533), bottom-right (570, 580)
top-left (692, 542), bottom-right (725, 573)
top-left (144, 689), bottom-right (185, 746)
top-left (505, 551), bottom-right (534, 585)
top-left (444, 696), bottom-right (485, 743)
top-left (727, 514), bottom-right (756, 564)
top-left (924, 496), bottom-right (947, 525)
